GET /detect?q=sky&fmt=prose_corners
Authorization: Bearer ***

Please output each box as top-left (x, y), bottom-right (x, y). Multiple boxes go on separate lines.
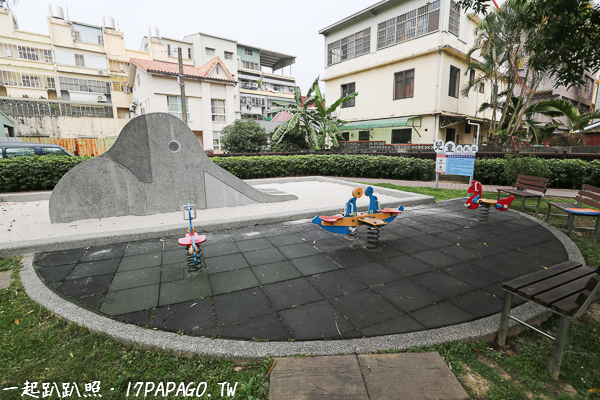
top-left (9, 0), bottom-right (374, 95)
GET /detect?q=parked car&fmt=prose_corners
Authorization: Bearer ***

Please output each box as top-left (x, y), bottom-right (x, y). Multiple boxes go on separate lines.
top-left (0, 142), bottom-right (73, 158)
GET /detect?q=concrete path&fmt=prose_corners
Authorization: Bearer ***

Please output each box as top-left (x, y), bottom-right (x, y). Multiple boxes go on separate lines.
top-left (338, 177), bottom-right (578, 198)
top-left (269, 352), bottom-right (469, 400)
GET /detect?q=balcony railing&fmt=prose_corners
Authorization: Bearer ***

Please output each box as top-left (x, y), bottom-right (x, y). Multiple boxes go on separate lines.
top-left (0, 97), bottom-right (114, 118)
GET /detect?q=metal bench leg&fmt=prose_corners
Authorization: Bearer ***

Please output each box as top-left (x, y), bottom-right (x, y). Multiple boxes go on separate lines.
top-left (594, 217), bottom-right (600, 244)
top-left (497, 191), bottom-right (501, 200)
top-left (545, 204), bottom-right (551, 222)
top-left (520, 197), bottom-right (526, 212)
top-left (536, 197), bottom-right (541, 215)
top-left (549, 316), bottom-right (570, 380)
top-left (498, 292), bottom-right (513, 347)
top-left (567, 214), bottom-right (575, 237)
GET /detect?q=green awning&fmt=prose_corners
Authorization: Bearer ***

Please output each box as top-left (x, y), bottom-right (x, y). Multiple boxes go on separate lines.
top-left (339, 116), bottom-right (421, 130)
top-left (0, 111), bottom-right (14, 128)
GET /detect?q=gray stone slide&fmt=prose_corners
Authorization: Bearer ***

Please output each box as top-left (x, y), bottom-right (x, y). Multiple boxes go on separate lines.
top-left (49, 113), bottom-right (297, 223)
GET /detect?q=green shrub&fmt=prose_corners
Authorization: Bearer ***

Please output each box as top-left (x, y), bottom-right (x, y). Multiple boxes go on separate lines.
top-left (220, 119), bottom-right (268, 153)
top-left (474, 158), bottom-right (510, 185)
top-left (0, 156), bottom-right (90, 193)
top-left (503, 154), bottom-right (551, 183)
top-left (588, 160), bottom-right (600, 187)
top-left (545, 158), bottom-right (590, 188)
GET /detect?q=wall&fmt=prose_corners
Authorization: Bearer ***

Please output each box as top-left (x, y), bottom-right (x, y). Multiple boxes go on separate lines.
top-left (12, 115), bottom-right (117, 138)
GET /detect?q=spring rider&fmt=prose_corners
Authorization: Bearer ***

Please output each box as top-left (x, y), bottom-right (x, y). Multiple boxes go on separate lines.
top-left (312, 186), bottom-right (403, 248)
top-left (466, 181), bottom-right (514, 221)
top-left (178, 203), bottom-right (206, 272)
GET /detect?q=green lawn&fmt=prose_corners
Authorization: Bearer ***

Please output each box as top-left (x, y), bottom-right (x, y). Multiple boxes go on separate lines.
top-left (1, 185), bottom-right (599, 399)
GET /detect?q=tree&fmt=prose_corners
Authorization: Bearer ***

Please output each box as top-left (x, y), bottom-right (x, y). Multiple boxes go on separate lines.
top-left (270, 77), bottom-right (358, 150)
top-left (269, 125), bottom-right (309, 152)
top-left (533, 99), bottom-right (600, 144)
top-left (220, 119), bottom-right (268, 153)
top-left (456, 0), bottom-right (600, 88)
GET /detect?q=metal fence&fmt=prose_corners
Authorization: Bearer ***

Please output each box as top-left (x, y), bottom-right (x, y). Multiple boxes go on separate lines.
top-left (336, 140), bottom-right (434, 153)
top-left (0, 98), bottom-right (113, 118)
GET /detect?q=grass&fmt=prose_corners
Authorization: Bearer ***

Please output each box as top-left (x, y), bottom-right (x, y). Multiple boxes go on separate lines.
top-left (2, 183), bottom-right (599, 399)
top-left (0, 261), bottom-right (272, 399)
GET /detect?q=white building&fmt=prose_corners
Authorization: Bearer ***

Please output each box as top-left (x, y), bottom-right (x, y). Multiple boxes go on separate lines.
top-left (319, 0), bottom-right (492, 145)
top-left (128, 57), bottom-right (236, 151)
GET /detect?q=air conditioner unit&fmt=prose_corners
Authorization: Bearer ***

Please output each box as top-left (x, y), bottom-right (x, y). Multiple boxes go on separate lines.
top-left (97, 94), bottom-right (108, 102)
top-left (98, 70), bottom-right (104, 75)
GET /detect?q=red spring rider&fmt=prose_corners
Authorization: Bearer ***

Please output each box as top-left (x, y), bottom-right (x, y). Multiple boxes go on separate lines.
top-left (466, 181), bottom-right (514, 221)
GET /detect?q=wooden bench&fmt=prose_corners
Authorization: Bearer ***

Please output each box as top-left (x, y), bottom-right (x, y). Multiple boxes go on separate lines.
top-left (497, 261), bottom-right (600, 379)
top-left (545, 184), bottom-right (600, 243)
top-left (497, 175), bottom-right (550, 214)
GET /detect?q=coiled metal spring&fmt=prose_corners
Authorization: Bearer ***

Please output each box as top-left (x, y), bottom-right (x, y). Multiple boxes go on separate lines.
top-left (478, 204), bottom-right (490, 222)
top-left (366, 226), bottom-right (380, 249)
top-left (186, 244), bottom-right (205, 272)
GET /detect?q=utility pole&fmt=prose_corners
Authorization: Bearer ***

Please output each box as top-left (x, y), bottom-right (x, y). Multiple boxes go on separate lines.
top-left (178, 46), bottom-right (188, 125)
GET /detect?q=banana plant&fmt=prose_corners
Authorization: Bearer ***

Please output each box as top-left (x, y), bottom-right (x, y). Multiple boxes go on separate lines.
top-left (270, 77), bottom-right (358, 150)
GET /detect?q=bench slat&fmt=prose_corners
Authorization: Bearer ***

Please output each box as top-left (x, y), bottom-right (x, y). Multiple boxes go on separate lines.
top-left (516, 178), bottom-right (549, 189)
top-left (551, 293), bottom-right (581, 316)
top-left (534, 276), bottom-right (592, 307)
top-left (582, 184), bottom-right (600, 194)
top-left (503, 261), bottom-right (582, 292)
top-left (576, 192), bottom-right (600, 208)
top-left (500, 189), bottom-right (543, 197)
top-left (547, 202), bottom-right (582, 212)
top-left (517, 175), bottom-right (550, 183)
top-left (517, 266), bottom-right (596, 299)
top-left (514, 183), bottom-right (547, 193)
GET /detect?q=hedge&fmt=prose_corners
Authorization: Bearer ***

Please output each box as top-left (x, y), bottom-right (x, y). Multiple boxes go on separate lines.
top-left (1, 154), bottom-right (599, 193)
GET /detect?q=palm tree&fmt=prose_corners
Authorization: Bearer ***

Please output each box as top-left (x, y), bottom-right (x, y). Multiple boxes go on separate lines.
top-left (532, 99), bottom-right (600, 144)
top-left (270, 77), bottom-right (358, 150)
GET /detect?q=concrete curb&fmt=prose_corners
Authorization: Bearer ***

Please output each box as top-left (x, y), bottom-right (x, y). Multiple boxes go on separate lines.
top-left (0, 191), bottom-right (52, 202)
top-left (0, 177), bottom-right (434, 257)
top-left (18, 202), bottom-right (583, 360)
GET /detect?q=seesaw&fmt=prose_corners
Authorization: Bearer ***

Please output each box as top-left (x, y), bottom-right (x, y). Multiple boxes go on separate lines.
top-left (312, 186), bottom-right (403, 248)
top-left (466, 180), bottom-right (514, 221)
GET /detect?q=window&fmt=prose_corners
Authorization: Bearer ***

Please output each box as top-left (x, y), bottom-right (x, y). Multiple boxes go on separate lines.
top-left (465, 123), bottom-right (471, 134)
top-left (211, 99), bottom-right (226, 122)
top-left (206, 48), bottom-right (215, 56)
top-left (394, 69), bottom-right (414, 100)
top-left (21, 74), bottom-right (41, 88)
top-left (47, 77), bottom-right (55, 89)
top-left (136, 75), bottom-right (140, 88)
top-left (73, 23), bottom-right (103, 45)
top-left (479, 82), bottom-right (485, 93)
top-left (41, 147), bottom-right (68, 156)
top-left (342, 132), bottom-right (350, 141)
top-left (341, 83), bottom-right (356, 108)
top-left (224, 51), bottom-right (233, 60)
top-left (245, 49), bottom-right (253, 56)
top-left (188, 48), bottom-right (192, 59)
top-left (445, 128), bottom-right (456, 142)
top-left (327, 28), bottom-right (370, 66)
top-left (377, 1), bottom-right (439, 50)
top-left (241, 61), bottom-right (259, 70)
top-left (469, 69), bottom-right (475, 85)
top-left (58, 77), bottom-right (111, 94)
top-left (167, 44), bottom-right (171, 57)
top-left (392, 129), bottom-right (412, 144)
top-left (213, 131), bottom-right (222, 150)
top-left (585, 76), bottom-right (593, 93)
top-left (75, 54), bottom-right (85, 67)
top-left (6, 148), bottom-right (35, 157)
top-left (43, 50), bottom-right (53, 63)
top-left (449, 0), bottom-right (460, 36)
top-left (167, 95), bottom-right (189, 121)
top-left (359, 131), bottom-right (370, 141)
top-left (18, 46), bottom-right (38, 61)
top-left (216, 67), bottom-right (219, 74)
top-left (449, 66), bottom-right (460, 98)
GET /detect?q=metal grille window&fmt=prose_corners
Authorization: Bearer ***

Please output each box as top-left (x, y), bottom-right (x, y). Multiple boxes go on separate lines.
top-left (213, 131), bottom-right (222, 150)
top-left (341, 82), bottom-right (355, 108)
top-left (0, 98), bottom-right (113, 118)
top-left (327, 28), bottom-right (370, 66)
top-left (0, 43), bottom-right (53, 63)
top-left (449, 65), bottom-right (460, 98)
top-left (241, 96), bottom-right (264, 106)
top-left (377, 18), bottom-right (396, 49)
top-left (167, 95), bottom-right (189, 121)
top-left (58, 77), bottom-right (110, 94)
top-left (211, 99), bottom-right (226, 122)
top-left (449, 0), bottom-right (460, 36)
top-left (394, 69), bottom-right (414, 100)
top-left (245, 49), bottom-right (253, 56)
top-left (224, 51), bottom-right (233, 60)
top-left (396, 11), bottom-right (417, 42)
top-left (0, 70), bottom-right (55, 89)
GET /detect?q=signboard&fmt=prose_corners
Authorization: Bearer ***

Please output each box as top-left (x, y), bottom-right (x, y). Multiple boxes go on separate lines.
top-left (435, 140), bottom-right (477, 177)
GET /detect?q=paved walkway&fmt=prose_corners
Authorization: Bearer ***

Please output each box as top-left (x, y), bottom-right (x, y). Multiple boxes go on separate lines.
top-left (337, 177), bottom-right (578, 198)
top-left (33, 199), bottom-right (567, 341)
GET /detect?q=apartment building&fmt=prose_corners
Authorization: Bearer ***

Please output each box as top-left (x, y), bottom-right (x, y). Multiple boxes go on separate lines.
top-left (319, 0), bottom-right (491, 145)
top-left (0, 4), bottom-right (150, 138)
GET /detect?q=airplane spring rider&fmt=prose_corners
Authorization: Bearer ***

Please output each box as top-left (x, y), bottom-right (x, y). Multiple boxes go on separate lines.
top-left (466, 180), bottom-right (514, 221)
top-left (312, 186), bottom-right (404, 248)
top-left (178, 203), bottom-right (207, 272)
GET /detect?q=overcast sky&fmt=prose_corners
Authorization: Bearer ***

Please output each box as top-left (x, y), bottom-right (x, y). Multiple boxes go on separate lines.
top-left (10, 0), bottom-right (374, 95)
